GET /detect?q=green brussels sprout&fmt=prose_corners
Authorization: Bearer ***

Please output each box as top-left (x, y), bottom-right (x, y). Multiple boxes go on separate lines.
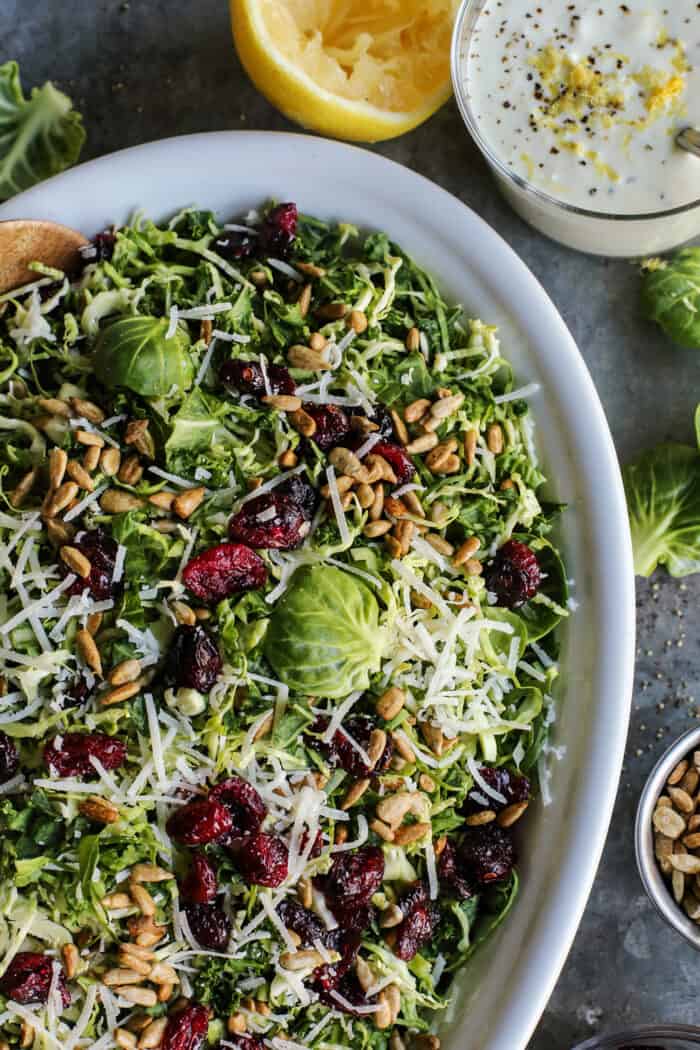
top-left (641, 248), bottom-right (700, 349)
top-left (264, 565), bottom-right (387, 699)
top-left (93, 315), bottom-right (194, 397)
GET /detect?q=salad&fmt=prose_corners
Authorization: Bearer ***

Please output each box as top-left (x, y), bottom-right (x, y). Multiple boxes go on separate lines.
top-left (0, 201), bottom-right (568, 1050)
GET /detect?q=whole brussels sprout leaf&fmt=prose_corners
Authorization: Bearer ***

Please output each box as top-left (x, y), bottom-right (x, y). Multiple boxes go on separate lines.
top-left (264, 565), bottom-right (387, 698)
top-left (641, 249), bottom-right (700, 349)
top-left (93, 315), bottom-right (193, 397)
top-left (624, 442), bottom-right (700, 576)
top-left (0, 61), bottom-right (85, 201)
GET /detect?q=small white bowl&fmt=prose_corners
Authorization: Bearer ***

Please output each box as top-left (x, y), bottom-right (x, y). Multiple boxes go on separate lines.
top-left (635, 726), bottom-right (700, 950)
top-left (450, 0), bottom-right (700, 258)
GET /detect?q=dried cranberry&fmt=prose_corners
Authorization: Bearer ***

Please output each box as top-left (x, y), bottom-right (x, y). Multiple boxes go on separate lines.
top-left (322, 846), bottom-right (384, 921)
top-left (302, 403), bottom-right (351, 452)
top-left (277, 898), bottom-right (327, 946)
top-left (300, 828), bottom-right (325, 858)
top-left (213, 230), bottom-right (255, 260)
top-left (38, 280), bottom-right (64, 302)
top-left (393, 881), bottom-right (439, 961)
top-left (459, 824), bottom-right (515, 885)
top-left (349, 405), bottom-right (395, 442)
top-left (182, 542), bottom-right (267, 602)
top-left (312, 715), bottom-right (393, 777)
top-left (464, 767), bottom-right (531, 815)
top-left (220, 359), bottom-right (296, 398)
top-left (331, 901), bottom-right (375, 936)
top-left (318, 969), bottom-right (369, 1011)
top-left (484, 539), bottom-right (541, 609)
top-left (229, 491), bottom-right (309, 550)
top-left (165, 625), bottom-right (222, 693)
top-left (223, 1037), bottom-right (266, 1050)
top-left (278, 475), bottom-right (318, 520)
top-left (395, 903), bottom-right (436, 961)
top-left (184, 901), bottom-right (231, 950)
top-left (0, 731), bottom-right (19, 784)
top-left (259, 203), bottom-right (298, 257)
top-left (231, 831), bottom-right (288, 887)
top-left (64, 528), bottom-right (119, 601)
top-left (166, 798), bottom-right (233, 846)
top-left (313, 930), bottom-right (363, 993)
top-left (399, 880), bottom-right (429, 914)
top-left (79, 230), bottom-right (116, 264)
top-left (0, 952), bottom-right (70, 1007)
top-left (370, 441), bottom-right (415, 484)
top-left (180, 853), bottom-right (218, 903)
top-left (162, 1002), bottom-right (210, 1050)
top-left (44, 732), bottom-right (127, 778)
top-left (437, 840), bottom-right (476, 900)
top-left (59, 675), bottom-right (91, 709)
top-left (210, 775), bottom-right (266, 837)
top-left (370, 405), bottom-right (396, 440)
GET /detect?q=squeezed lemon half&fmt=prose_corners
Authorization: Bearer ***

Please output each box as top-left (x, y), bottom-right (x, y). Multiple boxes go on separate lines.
top-left (230, 0), bottom-right (457, 142)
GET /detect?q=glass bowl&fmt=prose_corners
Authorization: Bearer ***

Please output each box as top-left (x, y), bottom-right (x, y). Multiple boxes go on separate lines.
top-left (450, 0), bottom-right (700, 257)
top-left (573, 1025), bottom-right (700, 1048)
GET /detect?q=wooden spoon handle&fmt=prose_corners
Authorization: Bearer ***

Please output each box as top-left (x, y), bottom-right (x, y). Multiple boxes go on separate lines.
top-left (0, 219), bottom-right (89, 294)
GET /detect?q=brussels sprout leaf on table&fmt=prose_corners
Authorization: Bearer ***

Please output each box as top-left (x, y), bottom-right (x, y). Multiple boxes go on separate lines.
top-left (0, 61), bottom-right (85, 202)
top-left (641, 248), bottom-right (700, 350)
top-left (624, 423), bottom-right (700, 577)
top-left (629, 251), bottom-right (700, 575)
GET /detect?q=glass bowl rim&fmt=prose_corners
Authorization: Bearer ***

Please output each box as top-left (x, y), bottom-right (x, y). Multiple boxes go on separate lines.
top-left (449, 0), bottom-right (700, 223)
top-left (573, 1022), bottom-right (700, 1047)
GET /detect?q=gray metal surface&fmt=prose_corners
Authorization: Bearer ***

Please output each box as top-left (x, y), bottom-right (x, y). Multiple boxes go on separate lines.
top-left (6, 2), bottom-right (700, 1045)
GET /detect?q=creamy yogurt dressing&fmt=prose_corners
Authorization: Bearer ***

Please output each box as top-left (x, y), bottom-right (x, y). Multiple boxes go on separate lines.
top-left (462, 0), bottom-right (700, 215)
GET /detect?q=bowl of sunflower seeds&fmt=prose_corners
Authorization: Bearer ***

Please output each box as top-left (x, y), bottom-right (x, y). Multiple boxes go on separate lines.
top-left (636, 725), bottom-right (700, 949)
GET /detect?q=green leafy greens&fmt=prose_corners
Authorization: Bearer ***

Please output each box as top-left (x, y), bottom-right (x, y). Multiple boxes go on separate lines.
top-left (641, 248), bottom-right (700, 350)
top-left (625, 437), bottom-right (700, 577)
top-left (0, 61), bottom-right (85, 202)
top-left (0, 201), bottom-right (568, 1048)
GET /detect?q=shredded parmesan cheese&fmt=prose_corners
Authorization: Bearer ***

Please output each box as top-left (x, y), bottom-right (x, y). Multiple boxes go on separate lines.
top-left (63, 483), bottom-right (109, 523)
top-left (193, 335), bottom-right (218, 388)
top-left (354, 433), bottom-right (382, 459)
top-left (212, 328), bottom-right (251, 344)
top-left (467, 755), bottom-right (507, 804)
top-left (324, 465), bottom-right (350, 547)
top-left (267, 258), bottom-right (303, 281)
top-left (259, 353), bottom-right (272, 396)
top-left (238, 465), bottom-right (306, 507)
top-left (494, 382), bottom-right (541, 404)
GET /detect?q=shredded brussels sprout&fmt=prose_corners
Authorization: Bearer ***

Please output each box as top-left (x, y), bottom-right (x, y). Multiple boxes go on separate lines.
top-left (0, 203), bottom-right (568, 1049)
